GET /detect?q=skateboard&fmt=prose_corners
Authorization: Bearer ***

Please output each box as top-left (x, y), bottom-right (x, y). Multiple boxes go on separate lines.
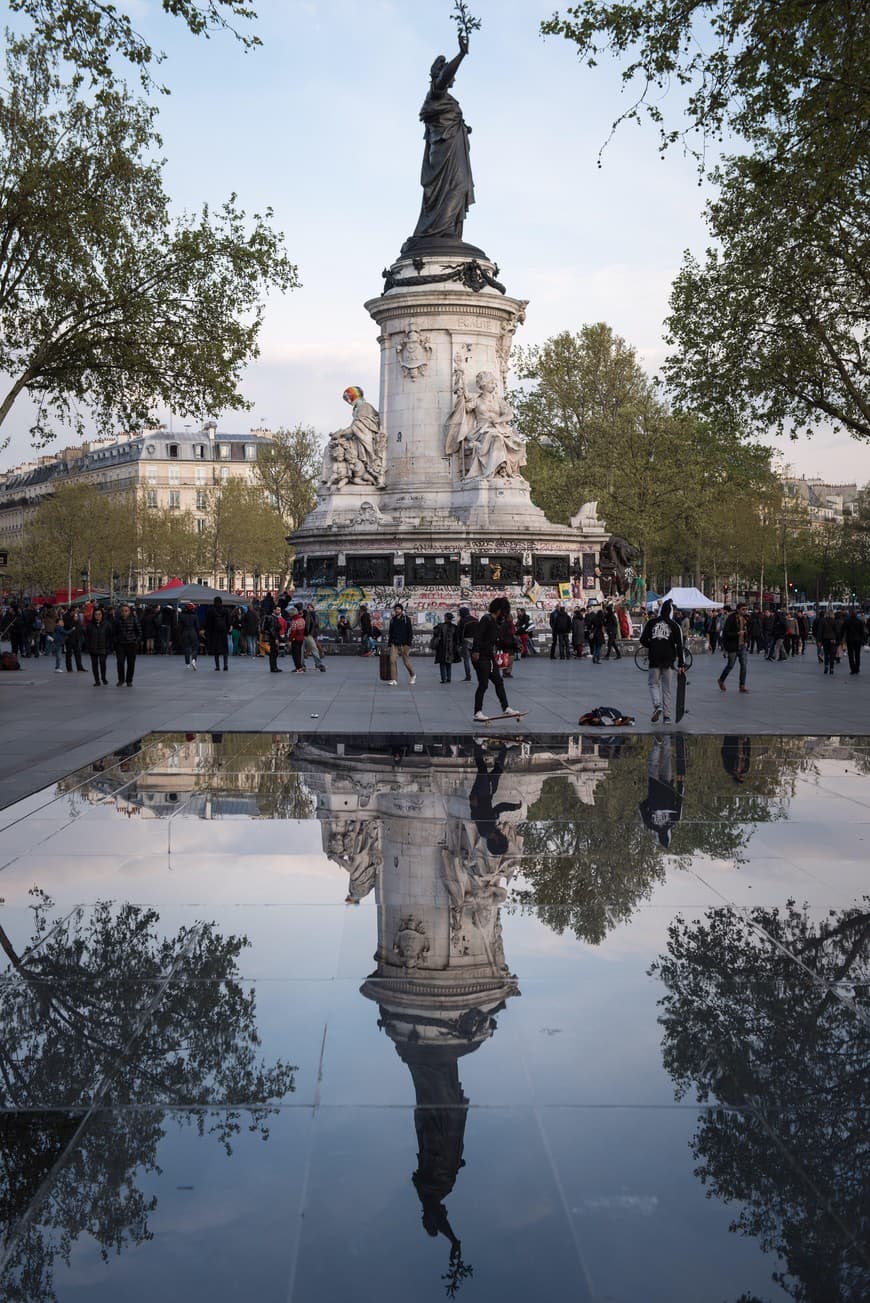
top-left (478, 711), bottom-right (529, 724)
top-left (675, 672), bottom-right (687, 722)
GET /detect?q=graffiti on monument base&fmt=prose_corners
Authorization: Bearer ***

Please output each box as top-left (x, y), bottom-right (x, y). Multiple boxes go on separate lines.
top-left (292, 581), bottom-right (607, 630)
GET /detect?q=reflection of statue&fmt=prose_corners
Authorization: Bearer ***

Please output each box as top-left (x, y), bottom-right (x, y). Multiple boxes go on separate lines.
top-left (396, 322), bottom-right (432, 380)
top-left (402, 33), bottom-right (474, 252)
top-left (394, 916), bottom-right (429, 968)
top-left (445, 369), bottom-right (526, 481)
top-left (327, 819), bottom-right (381, 903)
top-left (598, 535), bottom-right (640, 597)
top-left (320, 386), bottom-right (385, 489)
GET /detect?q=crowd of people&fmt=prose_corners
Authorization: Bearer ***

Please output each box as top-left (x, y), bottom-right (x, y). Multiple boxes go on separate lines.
top-left (2, 590), bottom-right (866, 717)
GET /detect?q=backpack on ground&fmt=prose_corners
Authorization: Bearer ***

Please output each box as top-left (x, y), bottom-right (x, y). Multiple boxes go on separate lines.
top-left (578, 704), bottom-right (635, 726)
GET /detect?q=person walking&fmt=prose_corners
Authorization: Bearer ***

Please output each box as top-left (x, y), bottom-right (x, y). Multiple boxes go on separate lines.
top-left (264, 608), bottom-right (283, 672)
top-left (456, 607), bottom-right (477, 679)
top-left (113, 602), bottom-right (140, 687)
top-left (706, 611), bottom-right (720, 655)
top-left (243, 602), bottom-right (260, 657)
top-left (358, 603), bottom-right (376, 655)
top-left (179, 603), bottom-right (199, 669)
top-left (304, 604), bottom-right (327, 672)
top-left (516, 606), bottom-right (537, 657)
top-left (385, 603), bottom-right (415, 686)
top-left (432, 611), bottom-right (462, 683)
top-left (603, 604), bottom-right (622, 659)
top-left (205, 596), bottom-right (230, 671)
top-left (815, 606), bottom-right (839, 675)
top-left (471, 597), bottom-right (523, 722)
top-left (571, 607), bottom-right (586, 658)
top-left (289, 604), bottom-right (307, 672)
top-left (586, 605), bottom-right (605, 664)
top-left (62, 609), bottom-right (86, 673)
top-left (85, 606), bottom-right (112, 685)
top-left (639, 598), bottom-right (685, 723)
top-left (549, 603), bottom-right (571, 659)
top-left (843, 607), bottom-right (867, 675)
top-left (767, 607), bottom-right (789, 661)
top-left (50, 614), bottom-right (68, 672)
top-left (717, 601), bottom-right (750, 693)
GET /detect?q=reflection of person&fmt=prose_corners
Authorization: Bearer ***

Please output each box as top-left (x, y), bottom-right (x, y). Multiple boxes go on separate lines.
top-left (469, 741), bottom-right (521, 853)
top-left (639, 734), bottom-right (684, 847)
top-left (721, 735), bottom-right (752, 783)
top-left (404, 34), bottom-right (474, 248)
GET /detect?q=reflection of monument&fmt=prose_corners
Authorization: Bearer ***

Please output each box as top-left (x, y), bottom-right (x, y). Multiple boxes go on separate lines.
top-left (292, 30), bottom-right (608, 617)
top-left (303, 736), bottom-right (604, 1282)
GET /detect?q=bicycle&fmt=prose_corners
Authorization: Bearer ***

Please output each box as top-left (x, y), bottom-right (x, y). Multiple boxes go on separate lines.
top-left (634, 645), bottom-right (693, 671)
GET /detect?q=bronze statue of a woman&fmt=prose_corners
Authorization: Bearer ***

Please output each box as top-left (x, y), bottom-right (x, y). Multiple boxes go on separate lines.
top-left (402, 34), bottom-right (475, 254)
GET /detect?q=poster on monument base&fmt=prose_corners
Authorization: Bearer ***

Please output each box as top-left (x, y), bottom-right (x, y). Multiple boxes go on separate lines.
top-left (524, 582), bottom-right (543, 605)
top-left (557, 582), bottom-right (572, 603)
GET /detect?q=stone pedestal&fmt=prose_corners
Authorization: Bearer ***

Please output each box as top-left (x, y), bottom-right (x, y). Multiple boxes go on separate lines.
top-left (292, 250), bottom-right (608, 621)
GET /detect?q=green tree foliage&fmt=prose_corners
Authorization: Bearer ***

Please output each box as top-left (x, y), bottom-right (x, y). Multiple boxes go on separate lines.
top-left (542, 2), bottom-right (869, 443)
top-left (514, 321), bottom-right (777, 583)
top-left (9, 0), bottom-right (259, 93)
top-left (12, 480), bottom-right (103, 595)
top-left (651, 900), bottom-right (870, 1301)
top-left (0, 37), bottom-right (298, 448)
top-left (203, 477), bottom-right (291, 586)
top-left (254, 425), bottom-right (321, 531)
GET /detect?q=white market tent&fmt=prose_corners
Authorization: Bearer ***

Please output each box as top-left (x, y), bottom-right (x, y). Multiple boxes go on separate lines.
top-left (660, 586), bottom-right (723, 610)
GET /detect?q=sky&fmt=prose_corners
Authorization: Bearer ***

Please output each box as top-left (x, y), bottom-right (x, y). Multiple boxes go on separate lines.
top-left (2, 0), bottom-right (868, 487)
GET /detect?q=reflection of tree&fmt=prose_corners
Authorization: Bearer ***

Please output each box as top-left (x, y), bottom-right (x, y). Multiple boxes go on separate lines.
top-left (514, 738), bottom-right (806, 944)
top-left (0, 889), bottom-right (296, 1302)
top-left (650, 901), bottom-right (870, 1302)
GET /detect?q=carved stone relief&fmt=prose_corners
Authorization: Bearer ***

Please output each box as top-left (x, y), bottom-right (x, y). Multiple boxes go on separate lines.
top-left (394, 916), bottom-right (429, 969)
top-left (396, 322), bottom-right (433, 380)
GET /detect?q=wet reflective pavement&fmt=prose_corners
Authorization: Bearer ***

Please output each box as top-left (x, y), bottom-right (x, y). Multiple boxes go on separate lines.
top-left (0, 731), bottom-right (867, 1302)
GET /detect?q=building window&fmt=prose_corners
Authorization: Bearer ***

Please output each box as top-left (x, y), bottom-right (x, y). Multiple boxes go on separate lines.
top-left (244, 444), bottom-right (257, 461)
top-left (168, 443), bottom-right (179, 458)
top-left (195, 489), bottom-right (208, 511)
top-left (169, 490), bottom-right (181, 510)
top-left (145, 489), bottom-right (157, 509)
top-left (220, 466), bottom-right (230, 482)
top-left (194, 466), bottom-right (206, 485)
top-left (146, 467), bottom-right (158, 485)
top-left (196, 518), bottom-right (207, 534)
top-left (168, 467), bottom-right (181, 486)
top-left (217, 443), bottom-right (230, 460)
top-left (193, 444), bottom-right (206, 459)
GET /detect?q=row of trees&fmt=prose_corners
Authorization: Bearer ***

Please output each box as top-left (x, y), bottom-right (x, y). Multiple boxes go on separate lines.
top-left (7, 426), bottom-right (321, 595)
top-left (515, 323), bottom-right (870, 599)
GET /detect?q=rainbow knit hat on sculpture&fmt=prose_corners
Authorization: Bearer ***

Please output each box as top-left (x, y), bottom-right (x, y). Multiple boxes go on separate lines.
top-left (343, 386), bottom-right (364, 404)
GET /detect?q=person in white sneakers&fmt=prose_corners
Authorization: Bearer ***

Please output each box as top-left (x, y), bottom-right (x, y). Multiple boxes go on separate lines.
top-left (471, 597), bottom-right (523, 721)
top-left (387, 603), bottom-right (416, 686)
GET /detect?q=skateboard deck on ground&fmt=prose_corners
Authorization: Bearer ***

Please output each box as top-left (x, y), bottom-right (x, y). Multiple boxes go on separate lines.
top-left (675, 673), bottom-right (687, 722)
top-left (379, 650), bottom-right (392, 682)
top-left (479, 711), bottom-right (529, 723)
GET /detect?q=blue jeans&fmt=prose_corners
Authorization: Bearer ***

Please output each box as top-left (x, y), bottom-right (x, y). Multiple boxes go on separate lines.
top-left (246, 634), bottom-right (258, 657)
top-left (719, 646), bottom-right (748, 687)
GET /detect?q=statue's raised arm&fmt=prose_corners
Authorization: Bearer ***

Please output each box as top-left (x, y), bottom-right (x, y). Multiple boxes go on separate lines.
top-left (401, 33), bottom-right (475, 253)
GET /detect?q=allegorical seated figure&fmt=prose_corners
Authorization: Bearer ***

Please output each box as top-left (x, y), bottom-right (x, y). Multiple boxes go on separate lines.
top-left (320, 385), bottom-right (385, 489)
top-left (446, 371), bottom-right (527, 480)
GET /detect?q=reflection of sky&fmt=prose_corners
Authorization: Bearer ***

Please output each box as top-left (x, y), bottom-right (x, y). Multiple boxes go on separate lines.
top-left (0, 733), bottom-right (866, 1301)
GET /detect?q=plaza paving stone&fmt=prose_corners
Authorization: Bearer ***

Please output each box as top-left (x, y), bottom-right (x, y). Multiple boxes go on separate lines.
top-left (0, 647), bottom-right (867, 809)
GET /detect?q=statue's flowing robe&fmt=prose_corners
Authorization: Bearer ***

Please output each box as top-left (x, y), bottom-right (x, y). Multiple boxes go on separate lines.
top-left (410, 93), bottom-right (474, 241)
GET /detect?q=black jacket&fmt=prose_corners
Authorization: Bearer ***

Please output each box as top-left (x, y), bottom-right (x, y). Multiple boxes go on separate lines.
top-left (204, 604), bottom-right (230, 653)
top-left (721, 611), bottom-right (748, 654)
top-left (843, 613), bottom-right (867, 643)
top-left (388, 614), bottom-right (413, 646)
top-left (639, 614), bottom-right (685, 669)
top-left (431, 621), bottom-right (461, 664)
top-left (471, 613), bottom-right (503, 660)
top-left (113, 611), bottom-right (140, 645)
top-left (85, 618), bottom-right (112, 654)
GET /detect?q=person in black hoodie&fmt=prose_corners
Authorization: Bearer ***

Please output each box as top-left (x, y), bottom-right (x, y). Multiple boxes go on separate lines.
top-left (113, 602), bottom-right (140, 686)
top-left (84, 607), bottom-right (112, 684)
top-left (471, 597), bottom-right (523, 721)
top-left (205, 596), bottom-right (230, 671)
top-left (639, 599), bottom-right (685, 723)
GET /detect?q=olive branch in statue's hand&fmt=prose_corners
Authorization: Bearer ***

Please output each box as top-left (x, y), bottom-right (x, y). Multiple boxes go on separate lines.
top-left (451, 0), bottom-right (481, 44)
